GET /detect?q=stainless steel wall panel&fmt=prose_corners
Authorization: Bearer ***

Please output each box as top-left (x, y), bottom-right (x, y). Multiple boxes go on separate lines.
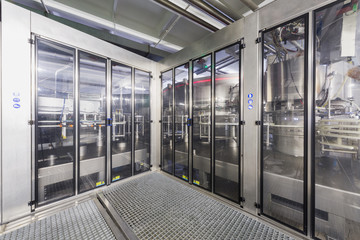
top-left (1, 1), bottom-right (32, 222)
top-left (242, 12), bottom-right (259, 214)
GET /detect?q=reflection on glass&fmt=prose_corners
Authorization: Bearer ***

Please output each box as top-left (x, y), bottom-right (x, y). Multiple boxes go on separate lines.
top-left (36, 39), bottom-right (75, 204)
top-left (111, 62), bottom-right (132, 181)
top-left (262, 17), bottom-right (306, 231)
top-left (192, 55), bottom-right (212, 190)
top-left (162, 70), bottom-right (173, 174)
top-left (314, 2), bottom-right (360, 239)
top-left (174, 64), bottom-right (189, 180)
top-left (79, 51), bottom-right (107, 192)
top-left (134, 69), bottom-right (151, 174)
top-left (214, 44), bottom-right (240, 202)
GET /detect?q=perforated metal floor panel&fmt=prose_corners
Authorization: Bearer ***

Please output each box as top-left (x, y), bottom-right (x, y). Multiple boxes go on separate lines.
top-left (0, 200), bottom-right (116, 240)
top-left (103, 172), bottom-right (297, 240)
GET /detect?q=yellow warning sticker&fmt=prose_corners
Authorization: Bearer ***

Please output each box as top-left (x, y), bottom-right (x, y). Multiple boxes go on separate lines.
top-left (96, 181), bottom-right (105, 187)
top-left (112, 175), bottom-right (120, 182)
top-left (193, 180), bottom-right (200, 185)
top-left (182, 175), bottom-right (188, 180)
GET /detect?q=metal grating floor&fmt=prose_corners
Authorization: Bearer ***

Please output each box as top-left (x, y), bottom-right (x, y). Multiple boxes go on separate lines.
top-left (0, 200), bottom-right (116, 240)
top-left (103, 172), bottom-right (297, 240)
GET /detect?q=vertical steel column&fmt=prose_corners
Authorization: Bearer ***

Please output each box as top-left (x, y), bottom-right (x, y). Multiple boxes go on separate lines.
top-left (172, 69), bottom-right (176, 175)
top-left (307, 12), bottom-right (314, 238)
top-left (131, 68), bottom-right (135, 176)
top-left (211, 53), bottom-right (215, 192)
top-left (189, 61), bottom-right (193, 184)
top-left (239, 41), bottom-right (245, 205)
top-left (74, 49), bottom-right (79, 195)
top-left (160, 73), bottom-right (163, 170)
top-left (106, 59), bottom-right (112, 184)
top-left (30, 34), bottom-right (37, 207)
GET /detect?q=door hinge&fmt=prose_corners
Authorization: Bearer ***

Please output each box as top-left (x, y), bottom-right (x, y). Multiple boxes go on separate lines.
top-left (187, 118), bottom-right (192, 127)
top-left (255, 120), bottom-right (261, 125)
top-left (240, 121), bottom-right (245, 126)
top-left (28, 200), bottom-right (36, 211)
top-left (240, 196), bottom-right (245, 202)
top-left (254, 202), bottom-right (261, 209)
top-left (240, 43), bottom-right (246, 49)
top-left (255, 37), bottom-right (262, 44)
top-left (107, 118), bottom-right (112, 126)
top-left (28, 120), bottom-right (35, 125)
top-left (28, 39), bottom-right (35, 45)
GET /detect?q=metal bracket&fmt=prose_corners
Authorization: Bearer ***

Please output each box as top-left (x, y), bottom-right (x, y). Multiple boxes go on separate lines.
top-left (150, 75), bottom-right (154, 79)
top-left (254, 202), bottom-right (261, 209)
top-left (255, 120), bottom-right (261, 125)
top-left (240, 43), bottom-right (246, 49)
top-left (150, 120), bottom-right (153, 123)
top-left (28, 39), bottom-right (35, 45)
top-left (159, 120), bottom-right (162, 123)
top-left (240, 121), bottom-right (245, 126)
top-left (255, 37), bottom-right (262, 44)
top-left (240, 196), bottom-right (245, 202)
top-left (28, 120), bottom-right (35, 125)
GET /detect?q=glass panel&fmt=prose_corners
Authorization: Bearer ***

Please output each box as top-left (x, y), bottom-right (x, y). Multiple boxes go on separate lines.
top-left (214, 44), bottom-right (240, 202)
top-left (174, 64), bottom-right (189, 180)
top-left (134, 69), bottom-right (151, 174)
top-left (161, 70), bottom-right (173, 174)
top-left (111, 62), bottom-right (132, 181)
top-left (36, 39), bottom-right (75, 204)
top-left (192, 54), bottom-right (212, 190)
top-left (314, 2), bottom-right (360, 239)
top-left (262, 17), bottom-right (306, 231)
top-left (79, 51), bottom-right (107, 192)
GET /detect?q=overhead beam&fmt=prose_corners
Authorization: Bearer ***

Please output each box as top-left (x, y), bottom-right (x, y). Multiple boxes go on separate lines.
top-left (186, 0), bottom-right (233, 25)
top-left (203, 0), bottom-right (242, 21)
top-left (153, 0), bottom-right (218, 32)
top-left (240, 0), bottom-right (258, 11)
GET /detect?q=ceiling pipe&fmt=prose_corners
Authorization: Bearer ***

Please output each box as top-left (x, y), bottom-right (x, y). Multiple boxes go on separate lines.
top-left (240, 0), bottom-right (258, 11)
top-left (186, 0), bottom-right (233, 25)
top-left (203, 0), bottom-right (242, 21)
top-left (153, 0), bottom-right (218, 32)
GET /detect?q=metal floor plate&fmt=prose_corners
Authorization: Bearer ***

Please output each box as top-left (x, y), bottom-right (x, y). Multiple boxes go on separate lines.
top-left (0, 200), bottom-right (116, 240)
top-left (103, 172), bottom-right (297, 240)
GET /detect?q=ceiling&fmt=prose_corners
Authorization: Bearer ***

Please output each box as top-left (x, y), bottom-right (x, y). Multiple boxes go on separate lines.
top-left (8, 0), bottom-right (275, 61)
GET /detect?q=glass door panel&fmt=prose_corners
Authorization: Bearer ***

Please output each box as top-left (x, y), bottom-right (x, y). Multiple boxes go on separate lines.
top-left (214, 44), bottom-right (240, 202)
top-left (134, 69), bottom-right (151, 174)
top-left (174, 64), bottom-right (189, 180)
top-left (36, 38), bottom-right (75, 204)
top-left (111, 62), bottom-right (132, 181)
top-left (314, 2), bottom-right (360, 239)
top-left (78, 51), bottom-right (107, 192)
top-left (161, 70), bottom-right (174, 174)
top-left (261, 16), bottom-right (307, 232)
top-left (192, 55), bottom-right (212, 190)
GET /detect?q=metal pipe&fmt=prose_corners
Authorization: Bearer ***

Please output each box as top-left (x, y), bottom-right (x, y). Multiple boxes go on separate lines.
top-left (40, 0), bottom-right (50, 14)
top-left (187, 0), bottom-right (233, 25)
top-left (154, 0), bottom-right (218, 32)
top-left (239, 0), bottom-right (258, 11)
top-left (203, 0), bottom-right (242, 21)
